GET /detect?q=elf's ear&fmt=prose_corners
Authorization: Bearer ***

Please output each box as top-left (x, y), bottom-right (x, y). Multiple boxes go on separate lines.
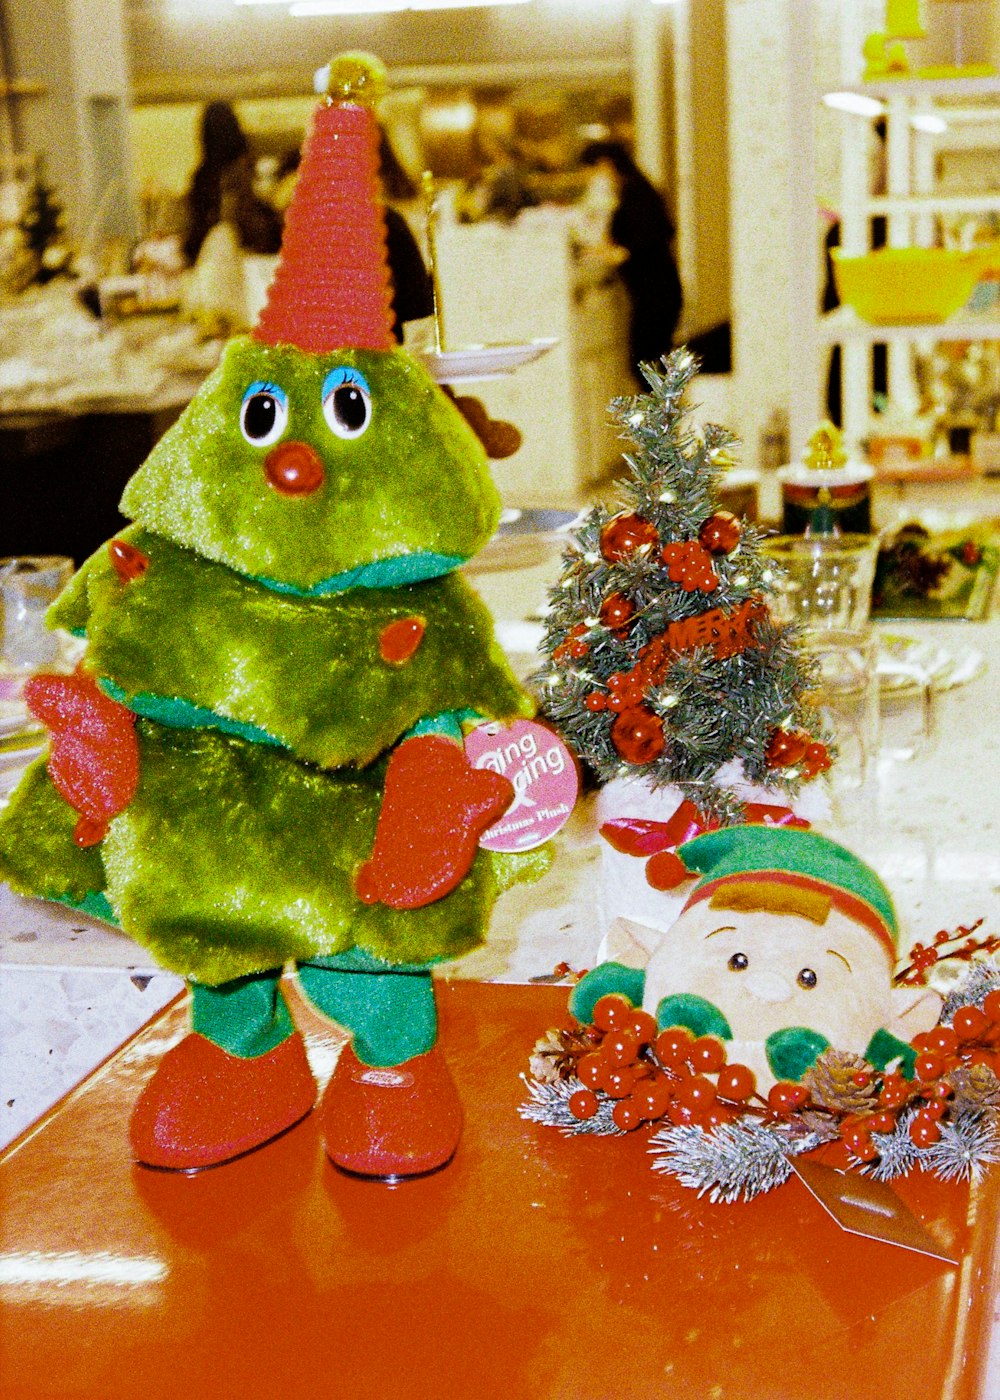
top-left (888, 983), bottom-right (942, 1042)
top-left (604, 916), bottom-right (662, 969)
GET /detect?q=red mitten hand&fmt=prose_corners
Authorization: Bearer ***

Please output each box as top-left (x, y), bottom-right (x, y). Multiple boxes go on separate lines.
top-left (25, 668), bottom-right (139, 848)
top-left (355, 734), bottom-right (514, 910)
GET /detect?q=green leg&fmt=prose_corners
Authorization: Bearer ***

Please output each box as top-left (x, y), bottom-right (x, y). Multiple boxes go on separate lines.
top-left (297, 956), bottom-right (437, 1068)
top-left (190, 970), bottom-right (295, 1058)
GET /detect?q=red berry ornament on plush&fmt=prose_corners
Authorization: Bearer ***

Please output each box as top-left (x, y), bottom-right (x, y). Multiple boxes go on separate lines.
top-left (108, 538), bottom-right (150, 583)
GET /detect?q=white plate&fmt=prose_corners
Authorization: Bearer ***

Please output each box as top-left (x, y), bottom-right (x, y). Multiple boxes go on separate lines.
top-left (417, 338), bottom-right (559, 384)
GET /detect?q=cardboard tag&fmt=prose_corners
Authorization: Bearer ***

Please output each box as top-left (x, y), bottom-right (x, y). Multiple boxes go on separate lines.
top-left (465, 719), bottom-right (578, 852)
top-left (790, 1158), bottom-right (959, 1264)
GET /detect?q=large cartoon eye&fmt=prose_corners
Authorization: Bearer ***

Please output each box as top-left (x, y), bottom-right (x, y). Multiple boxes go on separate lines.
top-left (322, 367), bottom-right (371, 439)
top-left (797, 968), bottom-right (818, 989)
top-left (728, 952), bottom-right (749, 972)
top-left (240, 381), bottom-right (288, 446)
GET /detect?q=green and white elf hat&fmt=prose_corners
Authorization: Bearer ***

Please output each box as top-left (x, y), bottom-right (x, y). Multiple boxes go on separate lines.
top-left (676, 825), bottom-right (898, 959)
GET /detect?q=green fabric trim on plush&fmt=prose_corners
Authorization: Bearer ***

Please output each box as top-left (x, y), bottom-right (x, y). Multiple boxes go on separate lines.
top-left (866, 1026), bottom-right (917, 1079)
top-left (408, 709), bottom-right (475, 742)
top-left (100, 679), bottom-right (283, 749)
top-left (569, 963), bottom-right (646, 1024)
top-left (254, 551), bottom-right (465, 597)
top-left (55, 889), bottom-right (118, 925)
top-left (119, 338), bottom-right (502, 592)
top-left (297, 960), bottom-right (436, 1066)
top-left (0, 755), bottom-right (107, 906)
top-left (765, 1026), bottom-right (831, 1081)
top-left (655, 993), bottom-right (733, 1040)
top-left (58, 527), bottom-right (529, 770)
top-left (191, 972), bottom-right (295, 1057)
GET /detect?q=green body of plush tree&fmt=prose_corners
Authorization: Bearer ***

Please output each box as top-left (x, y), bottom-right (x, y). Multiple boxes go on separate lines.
top-left (0, 55), bottom-right (543, 1179)
top-left (539, 349), bottom-right (830, 827)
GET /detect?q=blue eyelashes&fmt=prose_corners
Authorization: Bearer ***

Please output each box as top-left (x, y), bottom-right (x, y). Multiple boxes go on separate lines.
top-left (240, 381), bottom-right (289, 446)
top-left (322, 366), bottom-right (372, 439)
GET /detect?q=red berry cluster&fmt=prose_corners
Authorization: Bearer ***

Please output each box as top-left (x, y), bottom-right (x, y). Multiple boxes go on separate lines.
top-left (765, 727), bottom-right (831, 779)
top-left (660, 540), bottom-right (719, 594)
top-left (896, 919), bottom-right (1000, 987)
top-left (568, 994), bottom-right (809, 1134)
top-left (835, 992), bottom-right (1000, 1160)
top-left (552, 623), bottom-right (589, 665)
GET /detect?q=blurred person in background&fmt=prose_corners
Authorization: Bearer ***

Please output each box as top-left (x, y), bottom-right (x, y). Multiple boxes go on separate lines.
top-left (183, 101), bottom-right (282, 265)
top-left (579, 140), bottom-right (683, 381)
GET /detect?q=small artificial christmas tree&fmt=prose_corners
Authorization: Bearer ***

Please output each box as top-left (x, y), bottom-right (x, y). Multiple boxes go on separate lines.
top-left (538, 350), bottom-right (831, 902)
top-left (18, 167), bottom-right (72, 284)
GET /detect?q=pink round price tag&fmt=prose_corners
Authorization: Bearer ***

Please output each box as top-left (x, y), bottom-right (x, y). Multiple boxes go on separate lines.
top-left (464, 718), bottom-right (578, 852)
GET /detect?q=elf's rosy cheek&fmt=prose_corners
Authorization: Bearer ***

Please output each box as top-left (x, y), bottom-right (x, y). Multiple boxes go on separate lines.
top-left (265, 441), bottom-right (325, 496)
top-left (744, 970), bottom-right (795, 1004)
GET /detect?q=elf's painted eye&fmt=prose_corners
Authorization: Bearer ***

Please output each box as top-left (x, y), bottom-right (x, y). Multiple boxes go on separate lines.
top-left (240, 381), bottom-right (288, 446)
top-left (728, 952), bottom-right (749, 972)
top-left (322, 367), bottom-right (371, 439)
top-left (797, 968), bottom-right (818, 989)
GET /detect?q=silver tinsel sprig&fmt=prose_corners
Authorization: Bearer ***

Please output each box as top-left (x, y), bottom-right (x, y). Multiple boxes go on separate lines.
top-left (648, 1119), bottom-right (819, 1204)
top-left (940, 957), bottom-right (1000, 1022)
top-left (862, 1111), bottom-right (921, 1182)
top-left (518, 1075), bottom-right (623, 1137)
top-left (917, 1112), bottom-right (1000, 1185)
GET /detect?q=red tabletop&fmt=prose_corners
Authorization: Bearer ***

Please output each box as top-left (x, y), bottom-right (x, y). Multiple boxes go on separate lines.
top-left (1, 980), bottom-right (997, 1400)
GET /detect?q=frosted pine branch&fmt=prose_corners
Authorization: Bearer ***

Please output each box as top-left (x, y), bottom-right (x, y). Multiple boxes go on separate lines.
top-left (518, 1075), bottom-right (622, 1137)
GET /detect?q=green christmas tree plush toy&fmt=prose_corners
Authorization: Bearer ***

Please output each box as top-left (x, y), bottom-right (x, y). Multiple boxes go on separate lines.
top-left (0, 53), bottom-right (543, 1177)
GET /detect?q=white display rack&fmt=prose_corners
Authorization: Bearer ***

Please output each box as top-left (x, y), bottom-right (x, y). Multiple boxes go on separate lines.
top-left (788, 5), bottom-right (1000, 459)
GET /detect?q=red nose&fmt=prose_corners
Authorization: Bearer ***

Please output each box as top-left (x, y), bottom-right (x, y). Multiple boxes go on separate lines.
top-left (265, 440), bottom-right (325, 496)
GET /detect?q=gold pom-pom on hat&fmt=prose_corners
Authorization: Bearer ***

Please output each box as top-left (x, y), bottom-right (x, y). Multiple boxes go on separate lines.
top-left (325, 51), bottom-right (387, 109)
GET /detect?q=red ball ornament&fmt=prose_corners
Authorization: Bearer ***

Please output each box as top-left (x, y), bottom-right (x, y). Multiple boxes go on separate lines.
top-left (611, 706), bottom-right (666, 765)
top-left (698, 511), bottom-right (742, 555)
top-left (599, 591), bottom-right (636, 630)
top-left (645, 849), bottom-right (689, 891)
top-left (600, 513), bottom-right (660, 562)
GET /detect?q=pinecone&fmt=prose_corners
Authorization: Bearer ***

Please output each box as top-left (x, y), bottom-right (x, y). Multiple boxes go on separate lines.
top-left (950, 1063), bottom-right (1000, 1114)
top-left (802, 1049), bottom-right (879, 1113)
top-left (529, 1026), bottom-right (595, 1083)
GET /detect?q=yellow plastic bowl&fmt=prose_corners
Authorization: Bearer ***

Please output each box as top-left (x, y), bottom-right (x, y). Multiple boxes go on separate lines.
top-left (831, 245), bottom-right (995, 324)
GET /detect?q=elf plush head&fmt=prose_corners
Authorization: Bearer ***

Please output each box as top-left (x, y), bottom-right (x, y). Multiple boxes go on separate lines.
top-left (641, 826), bottom-right (939, 1087)
top-left (121, 52), bottom-right (501, 595)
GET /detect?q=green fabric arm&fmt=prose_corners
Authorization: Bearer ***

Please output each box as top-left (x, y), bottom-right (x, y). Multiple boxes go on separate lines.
top-left (569, 962), bottom-right (646, 1024)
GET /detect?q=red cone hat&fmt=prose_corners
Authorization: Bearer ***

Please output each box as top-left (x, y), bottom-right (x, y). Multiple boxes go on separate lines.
top-left (254, 52), bottom-right (394, 354)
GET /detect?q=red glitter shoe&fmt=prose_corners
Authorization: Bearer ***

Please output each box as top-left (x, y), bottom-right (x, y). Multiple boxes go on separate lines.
top-left (320, 1043), bottom-right (462, 1179)
top-left (129, 1032), bottom-right (316, 1170)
